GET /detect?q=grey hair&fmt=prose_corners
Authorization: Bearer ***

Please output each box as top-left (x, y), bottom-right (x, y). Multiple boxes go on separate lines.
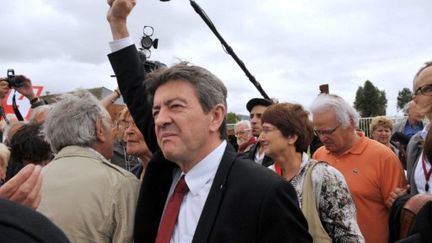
top-left (235, 120), bottom-right (251, 129)
top-left (43, 89), bottom-right (112, 153)
top-left (310, 94), bottom-right (359, 128)
top-left (403, 101), bottom-right (414, 115)
top-left (29, 104), bottom-right (52, 124)
top-left (146, 62), bottom-right (228, 138)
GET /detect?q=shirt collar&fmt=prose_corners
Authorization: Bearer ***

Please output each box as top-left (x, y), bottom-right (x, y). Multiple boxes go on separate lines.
top-left (183, 140), bottom-right (227, 196)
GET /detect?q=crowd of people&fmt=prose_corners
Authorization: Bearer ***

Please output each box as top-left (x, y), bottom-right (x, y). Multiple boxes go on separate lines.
top-left (0, 0), bottom-right (430, 242)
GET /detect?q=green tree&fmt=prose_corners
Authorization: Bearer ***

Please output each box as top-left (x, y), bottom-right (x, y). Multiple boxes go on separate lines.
top-left (354, 80), bottom-right (388, 117)
top-left (397, 88), bottom-right (413, 111)
top-left (226, 112), bottom-right (240, 124)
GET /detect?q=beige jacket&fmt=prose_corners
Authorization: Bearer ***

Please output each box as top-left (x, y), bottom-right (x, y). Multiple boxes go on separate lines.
top-left (38, 146), bottom-right (140, 243)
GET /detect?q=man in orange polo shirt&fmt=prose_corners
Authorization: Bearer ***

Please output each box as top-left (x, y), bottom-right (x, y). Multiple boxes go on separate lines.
top-left (310, 94), bottom-right (406, 243)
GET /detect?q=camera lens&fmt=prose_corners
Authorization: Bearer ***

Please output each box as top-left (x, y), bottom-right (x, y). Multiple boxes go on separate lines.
top-left (141, 36), bottom-right (153, 49)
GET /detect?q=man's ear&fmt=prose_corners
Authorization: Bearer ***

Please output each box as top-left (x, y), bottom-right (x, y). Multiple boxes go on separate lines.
top-left (209, 104), bottom-right (226, 133)
top-left (95, 118), bottom-right (107, 142)
top-left (349, 118), bottom-right (357, 130)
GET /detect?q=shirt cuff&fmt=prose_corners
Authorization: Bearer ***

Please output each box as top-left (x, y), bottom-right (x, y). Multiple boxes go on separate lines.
top-left (109, 37), bottom-right (135, 53)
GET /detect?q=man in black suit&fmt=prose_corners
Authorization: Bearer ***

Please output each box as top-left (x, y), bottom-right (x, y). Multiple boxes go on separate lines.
top-left (105, 0), bottom-right (312, 242)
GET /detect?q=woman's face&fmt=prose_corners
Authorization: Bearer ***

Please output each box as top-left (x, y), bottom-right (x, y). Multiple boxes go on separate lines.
top-left (124, 115), bottom-right (150, 158)
top-left (372, 125), bottom-right (392, 146)
top-left (414, 66), bottom-right (432, 116)
top-left (259, 122), bottom-right (294, 159)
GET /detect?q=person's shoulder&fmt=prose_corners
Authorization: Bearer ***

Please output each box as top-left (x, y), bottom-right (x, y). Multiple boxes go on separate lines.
top-left (365, 137), bottom-right (395, 154)
top-left (312, 145), bottom-right (329, 159)
top-left (394, 117), bottom-right (407, 127)
top-left (310, 160), bottom-right (344, 181)
top-left (103, 160), bottom-right (140, 181)
top-left (0, 199), bottom-right (70, 243)
top-left (409, 132), bottom-right (424, 144)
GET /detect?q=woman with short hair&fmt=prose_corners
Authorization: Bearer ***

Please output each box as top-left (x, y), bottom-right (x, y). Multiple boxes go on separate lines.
top-left (260, 102), bottom-right (364, 243)
top-left (370, 116), bottom-right (399, 154)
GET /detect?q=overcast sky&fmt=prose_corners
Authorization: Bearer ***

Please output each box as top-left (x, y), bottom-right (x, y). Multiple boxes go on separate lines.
top-left (1, 0), bottom-right (431, 116)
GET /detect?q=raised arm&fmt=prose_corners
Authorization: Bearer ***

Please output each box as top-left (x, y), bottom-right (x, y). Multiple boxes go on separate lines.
top-left (106, 0), bottom-right (158, 152)
top-left (100, 87), bottom-right (121, 109)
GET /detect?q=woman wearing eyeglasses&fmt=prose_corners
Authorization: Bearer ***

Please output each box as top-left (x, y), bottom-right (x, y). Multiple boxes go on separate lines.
top-left (259, 103), bottom-right (364, 243)
top-left (119, 107), bottom-right (152, 181)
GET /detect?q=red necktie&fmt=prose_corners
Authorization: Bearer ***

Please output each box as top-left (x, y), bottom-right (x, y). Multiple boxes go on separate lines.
top-left (155, 175), bottom-right (189, 243)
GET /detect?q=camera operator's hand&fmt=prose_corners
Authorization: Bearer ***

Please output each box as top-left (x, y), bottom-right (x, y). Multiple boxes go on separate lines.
top-left (107, 0), bottom-right (136, 40)
top-left (13, 75), bottom-right (37, 101)
top-left (0, 80), bottom-right (11, 100)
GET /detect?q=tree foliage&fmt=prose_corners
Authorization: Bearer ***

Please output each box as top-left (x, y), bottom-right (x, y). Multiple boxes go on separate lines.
top-left (354, 80), bottom-right (387, 117)
top-left (397, 88), bottom-right (413, 111)
top-left (226, 112), bottom-right (240, 124)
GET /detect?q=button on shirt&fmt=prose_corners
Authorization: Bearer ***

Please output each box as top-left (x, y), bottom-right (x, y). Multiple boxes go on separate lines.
top-left (166, 140), bottom-right (227, 243)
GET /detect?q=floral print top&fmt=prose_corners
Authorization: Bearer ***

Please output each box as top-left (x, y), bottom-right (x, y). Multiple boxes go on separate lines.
top-left (271, 153), bottom-right (364, 243)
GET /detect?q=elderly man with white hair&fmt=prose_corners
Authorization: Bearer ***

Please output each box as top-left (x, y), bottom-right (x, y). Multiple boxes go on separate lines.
top-left (234, 120), bottom-right (257, 154)
top-left (310, 94), bottom-right (406, 243)
top-left (38, 90), bottom-right (140, 243)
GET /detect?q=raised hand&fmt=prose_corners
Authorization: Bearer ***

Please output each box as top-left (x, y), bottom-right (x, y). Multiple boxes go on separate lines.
top-left (107, 0), bottom-right (136, 40)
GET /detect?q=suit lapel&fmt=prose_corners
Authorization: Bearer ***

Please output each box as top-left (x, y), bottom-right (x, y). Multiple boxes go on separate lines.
top-left (134, 150), bottom-right (178, 243)
top-left (192, 144), bottom-right (237, 243)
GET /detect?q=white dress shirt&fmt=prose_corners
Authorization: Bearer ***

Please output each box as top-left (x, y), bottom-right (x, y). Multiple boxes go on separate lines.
top-left (109, 37), bottom-right (134, 52)
top-left (167, 140), bottom-right (227, 243)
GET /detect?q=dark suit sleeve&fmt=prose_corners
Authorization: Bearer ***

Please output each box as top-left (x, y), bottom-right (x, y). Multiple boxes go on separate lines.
top-left (108, 45), bottom-right (158, 152)
top-left (258, 180), bottom-right (312, 243)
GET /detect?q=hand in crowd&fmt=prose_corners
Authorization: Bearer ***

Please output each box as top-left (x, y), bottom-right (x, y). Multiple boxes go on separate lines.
top-left (13, 75), bottom-right (37, 101)
top-left (106, 0), bottom-right (136, 40)
top-left (107, 0), bottom-right (136, 23)
top-left (0, 75), bottom-right (36, 101)
top-left (0, 164), bottom-right (43, 209)
top-left (386, 185), bottom-right (410, 208)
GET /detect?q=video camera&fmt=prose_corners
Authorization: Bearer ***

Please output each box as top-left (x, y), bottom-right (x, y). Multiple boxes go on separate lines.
top-left (138, 51), bottom-right (166, 73)
top-left (5, 69), bottom-right (24, 88)
top-left (138, 26), bottom-right (166, 73)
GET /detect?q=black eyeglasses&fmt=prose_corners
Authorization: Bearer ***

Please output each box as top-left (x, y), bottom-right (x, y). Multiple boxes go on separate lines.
top-left (414, 84), bottom-right (432, 96)
top-left (314, 124), bottom-right (340, 136)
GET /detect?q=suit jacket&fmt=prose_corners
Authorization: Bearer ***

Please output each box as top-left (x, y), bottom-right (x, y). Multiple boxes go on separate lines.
top-left (108, 45), bottom-right (312, 243)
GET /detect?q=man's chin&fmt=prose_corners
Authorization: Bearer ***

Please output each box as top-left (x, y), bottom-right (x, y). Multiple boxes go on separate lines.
top-left (324, 144), bottom-right (337, 152)
top-left (161, 149), bottom-right (177, 161)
